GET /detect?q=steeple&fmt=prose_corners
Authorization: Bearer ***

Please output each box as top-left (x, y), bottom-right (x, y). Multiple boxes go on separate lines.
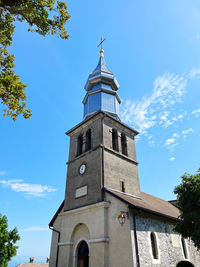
top-left (83, 49), bottom-right (121, 120)
top-left (86, 49), bottom-right (114, 83)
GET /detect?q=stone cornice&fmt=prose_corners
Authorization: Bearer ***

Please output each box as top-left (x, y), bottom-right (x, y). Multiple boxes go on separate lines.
top-left (59, 201), bottom-right (110, 217)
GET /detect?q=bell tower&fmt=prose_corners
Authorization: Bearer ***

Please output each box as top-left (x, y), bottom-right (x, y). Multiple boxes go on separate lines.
top-left (64, 49), bottom-right (140, 212)
top-left (50, 46), bottom-right (200, 267)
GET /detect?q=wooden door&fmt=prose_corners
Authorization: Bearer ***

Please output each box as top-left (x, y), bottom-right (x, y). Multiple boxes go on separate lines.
top-left (77, 241), bottom-right (89, 267)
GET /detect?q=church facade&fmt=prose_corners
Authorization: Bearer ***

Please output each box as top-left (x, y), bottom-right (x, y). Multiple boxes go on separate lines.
top-left (49, 49), bottom-right (200, 267)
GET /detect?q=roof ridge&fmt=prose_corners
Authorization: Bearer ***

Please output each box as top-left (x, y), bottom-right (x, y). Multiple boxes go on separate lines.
top-left (105, 187), bottom-right (142, 200)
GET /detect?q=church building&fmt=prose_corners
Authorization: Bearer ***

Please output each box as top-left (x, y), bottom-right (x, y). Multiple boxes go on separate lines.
top-left (49, 48), bottom-right (200, 267)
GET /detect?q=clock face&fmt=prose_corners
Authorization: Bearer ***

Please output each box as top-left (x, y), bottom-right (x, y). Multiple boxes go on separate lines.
top-left (79, 164), bottom-right (86, 175)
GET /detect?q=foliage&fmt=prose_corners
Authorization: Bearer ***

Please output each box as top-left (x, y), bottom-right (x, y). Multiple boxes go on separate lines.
top-left (174, 169), bottom-right (200, 250)
top-left (0, 213), bottom-right (20, 266)
top-left (0, 0), bottom-right (70, 120)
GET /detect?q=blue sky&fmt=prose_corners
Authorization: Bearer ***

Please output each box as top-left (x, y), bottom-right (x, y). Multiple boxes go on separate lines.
top-left (1, 0), bottom-right (200, 260)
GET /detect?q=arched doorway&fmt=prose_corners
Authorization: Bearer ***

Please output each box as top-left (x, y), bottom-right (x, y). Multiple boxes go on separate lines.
top-left (177, 261), bottom-right (194, 267)
top-left (77, 240), bottom-right (89, 267)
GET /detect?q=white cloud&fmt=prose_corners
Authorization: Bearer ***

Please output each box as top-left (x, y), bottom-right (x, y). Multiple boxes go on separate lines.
top-left (196, 33), bottom-right (200, 40)
top-left (0, 179), bottom-right (22, 184)
top-left (172, 114), bottom-right (183, 121)
top-left (165, 138), bottom-right (176, 146)
top-left (0, 179), bottom-right (57, 197)
top-left (121, 72), bottom-right (187, 133)
top-left (192, 109), bottom-right (200, 117)
top-left (22, 226), bottom-right (49, 232)
top-left (163, 127), bottom-right (194, 150)
top-left (148, 140), bottom-right (155, 147)
top-left (121, 68), bottom-right (200, 151)
top-left (182, 128), bottom-right (193, 135)
top-left (159, 111), bottom-right (173, 127)
top-left (169, 157), bottom-right (175, 161)
top-left (187, 68), bottom-right (200, 80)
top-left (189, 34), bottom-right (200, 44)
top-left (164, 132), bottom-right (180, 151)
top-left (172, 133), bottom-right (180, 138)
top-left (163, 128), bottom-right (193, 150)
top-left (182, 128), bottom-right (193, 139)
top-left (0, 171), bottom-right (7, 176)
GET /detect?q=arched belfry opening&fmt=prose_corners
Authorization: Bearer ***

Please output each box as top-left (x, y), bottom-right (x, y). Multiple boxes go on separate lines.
top-left (77, 134), bottom-right (83, 156)
top-left (112, 129), bottom-right (119, 151)
top-left (121, 133), bottom-right (128, 156)
top-left (85, 129), bottom-right (92, 152)
top-left (176, 261), bottom-right (194, 267)
top-left (77, 240), bottom-right (89, 267)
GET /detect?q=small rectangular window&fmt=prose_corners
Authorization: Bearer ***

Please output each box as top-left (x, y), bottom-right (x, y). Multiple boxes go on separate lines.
top-left (120, 181), bottom-right (125, 192)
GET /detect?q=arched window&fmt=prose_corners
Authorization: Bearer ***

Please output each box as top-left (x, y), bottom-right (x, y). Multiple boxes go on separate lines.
top-left (77, 134), bottom-right (83, 156)
top-left (85, 129), bottom-right (92, 152)
top-left (77, 240), bottom-right (89, 267)
top-left (181, 237), bottom-right (188, 259)
top-left (121, 133), bottom-right (128, 156)
top-left (112, 129), bottom-right (119, 151)
top-left (150, 232), bottom-right (159, 259)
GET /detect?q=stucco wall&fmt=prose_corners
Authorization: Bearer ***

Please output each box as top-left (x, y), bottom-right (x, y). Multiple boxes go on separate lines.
top-left (49, 195), bottom-right (135, 267)
top-left (50, 202), bottom-right (110, 267)
top-left (64, 147), bottom-right (102, 211)
top-left (105, 193), bottom-right (135, 267)
top-left (104, 150), bottom-right (140, 196)
top-left (103, 117), bottom-right (140, 196)
top-left (68, 116), bottom-right (102, 162)
top-left (103, 118), bottom-right (137, 161)
top-left (64, 113), bottom-right (141, 211)
top-left (49, 210), bottom-right (63, 267)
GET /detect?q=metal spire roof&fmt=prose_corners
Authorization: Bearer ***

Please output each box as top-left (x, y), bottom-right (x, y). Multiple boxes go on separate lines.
top-left (84, 49), bottom-right (120, 91)
top-left (91, 49), bottom-right (113, 75)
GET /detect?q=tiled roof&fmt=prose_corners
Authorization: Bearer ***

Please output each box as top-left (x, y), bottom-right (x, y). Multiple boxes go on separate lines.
top-left (105, 188), bottom-right (180, 221)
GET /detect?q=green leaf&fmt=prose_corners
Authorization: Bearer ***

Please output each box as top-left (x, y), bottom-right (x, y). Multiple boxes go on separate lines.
top-left (0, 0), bottom-right (70, 120)
top-left (174, 169), bottom-right (200, 250)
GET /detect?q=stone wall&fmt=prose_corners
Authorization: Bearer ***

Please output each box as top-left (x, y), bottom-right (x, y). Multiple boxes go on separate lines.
top-left (134, 213), bottom-right (200, 267)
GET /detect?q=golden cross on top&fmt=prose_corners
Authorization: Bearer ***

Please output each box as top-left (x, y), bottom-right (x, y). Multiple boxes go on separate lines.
top-left (97, 36), bottom-right (106, 50)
